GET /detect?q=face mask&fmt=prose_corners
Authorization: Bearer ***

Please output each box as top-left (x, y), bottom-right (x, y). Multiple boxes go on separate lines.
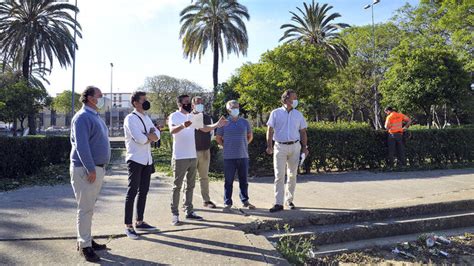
top-left (195, 104), bottom-right (204, 113)
top-left (142, 100), bottom-right (151, 111)
top-left (230, 108), bottom-right (240, 117)
top-left (292, 100), bottom-right (299, 109)
top-left (96, 97), bottom-right (105, 109)
top-left (182, 103), bottom-right (192, 113)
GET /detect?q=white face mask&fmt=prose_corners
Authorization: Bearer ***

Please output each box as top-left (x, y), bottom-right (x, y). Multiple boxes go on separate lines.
top-left (96, 97), bottom-right (105, 109)
top-left (292, 100), bottom-right (299, 109)
top-left (195, 104), bottom-right (204, 113)
top-left (230, 108), bottom-right (240, 117)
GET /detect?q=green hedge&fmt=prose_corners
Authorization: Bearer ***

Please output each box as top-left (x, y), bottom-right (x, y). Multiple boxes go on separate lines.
top-left (0, 136), bottom-right (71, 179)
top-left (156, 125), bottom-right (474, 176)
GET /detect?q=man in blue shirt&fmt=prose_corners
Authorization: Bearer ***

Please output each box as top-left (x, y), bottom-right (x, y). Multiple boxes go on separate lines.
top-left (70, 86), bottom-right (110, 262)
top-left (216, 100), bottom-right (256, 212)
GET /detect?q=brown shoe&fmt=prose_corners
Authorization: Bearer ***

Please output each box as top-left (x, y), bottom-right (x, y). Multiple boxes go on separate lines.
top-left (243, 201), bottom-right (256, 209)
top-left (203, 201), bottom-right (217, 208)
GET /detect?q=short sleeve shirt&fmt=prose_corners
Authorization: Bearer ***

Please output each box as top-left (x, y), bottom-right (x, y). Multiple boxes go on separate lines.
top-left (267, 107), bottom-right (307, 142)
top-left (169, 111), bottom-right (196, 160)
top-left (216, 117), bottom-right (251, 159)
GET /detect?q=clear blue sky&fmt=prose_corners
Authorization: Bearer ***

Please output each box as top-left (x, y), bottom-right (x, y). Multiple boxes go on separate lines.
top-left (46, 0), bottom-right (419, 96)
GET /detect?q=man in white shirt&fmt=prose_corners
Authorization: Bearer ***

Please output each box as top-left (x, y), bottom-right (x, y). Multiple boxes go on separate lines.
top-left (123, 91), bottom-right (160, 239)
top-left (266, 90), bottom-right (309, 213)
top-left (168, 94), bottom-right (225, 225)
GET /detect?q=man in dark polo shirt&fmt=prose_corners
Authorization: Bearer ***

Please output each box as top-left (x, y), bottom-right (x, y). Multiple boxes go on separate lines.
top-left (183, 96), bottom-right (218, 208)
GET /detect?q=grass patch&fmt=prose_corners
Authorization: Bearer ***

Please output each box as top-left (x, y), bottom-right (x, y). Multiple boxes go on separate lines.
top-left (275, 224), bottom-right (316, 265)
top-left (0, 163), bottom-right (69, 192)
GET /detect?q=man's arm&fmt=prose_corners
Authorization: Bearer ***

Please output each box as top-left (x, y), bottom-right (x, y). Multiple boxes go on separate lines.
top-left (169, 114), bottom-right (192, 134)
top-left (126, 116), bottom-right (150, 145)
top-left (403, 115), bottom-right (412, 129)
top-left (73, 117), bottom-right (97, 183)
top-left (300, 128), bottom-right (309, 156)
top-left (266, 127), bottom-right (274, 154)
top-left (199, 116), bottom-right (227, 132)
top-left (216, 127), bottom-right (224, 146)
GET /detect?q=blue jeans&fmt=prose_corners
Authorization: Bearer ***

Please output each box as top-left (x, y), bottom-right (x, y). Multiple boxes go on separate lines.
top-left (223, 158), bottom-right (249, 206)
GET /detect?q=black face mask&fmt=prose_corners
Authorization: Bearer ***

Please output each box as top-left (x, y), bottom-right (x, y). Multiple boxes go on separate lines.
top-left (142, 100), bottom-right (151, 111)
top-left (182, 103), bottom-right (192, 113)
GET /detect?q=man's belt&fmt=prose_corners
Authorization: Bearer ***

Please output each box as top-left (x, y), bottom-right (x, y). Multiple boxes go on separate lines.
top-left (277, 140), bottom-right (299, 145)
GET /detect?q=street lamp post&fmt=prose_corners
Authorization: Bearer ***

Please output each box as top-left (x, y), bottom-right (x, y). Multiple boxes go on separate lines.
top-left (71, 0), bottom-right (78, 118)
top-left (110, 62), bottom-right (114, 137)
top-left (364, 0), bottom-right (381, 129)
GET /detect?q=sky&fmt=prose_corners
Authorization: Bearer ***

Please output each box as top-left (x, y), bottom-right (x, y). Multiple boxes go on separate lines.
top-left (45, 0), bottom-right (419, 96)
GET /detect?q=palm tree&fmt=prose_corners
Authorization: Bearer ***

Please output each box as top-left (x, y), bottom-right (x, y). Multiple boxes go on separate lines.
top-left (0, 0), bottom-right (81, 134)
top-left (179, 0), bottom-right (250, 89)
top-left (280, 1), bottom-right (350, 68)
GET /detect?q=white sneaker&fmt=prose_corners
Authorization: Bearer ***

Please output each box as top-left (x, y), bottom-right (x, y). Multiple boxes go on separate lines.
top-left (171, 215), bottom-right (180, 226)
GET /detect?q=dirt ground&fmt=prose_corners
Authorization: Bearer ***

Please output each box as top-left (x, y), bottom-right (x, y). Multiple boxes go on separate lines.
top-left (309, 233), bottom-right (474, 265)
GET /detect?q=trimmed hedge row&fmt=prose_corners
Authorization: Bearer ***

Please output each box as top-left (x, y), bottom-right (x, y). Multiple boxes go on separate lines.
top-left (0, 136), bottom-right (71, 179)
top-left (158, 126), bottom-right (474, 175)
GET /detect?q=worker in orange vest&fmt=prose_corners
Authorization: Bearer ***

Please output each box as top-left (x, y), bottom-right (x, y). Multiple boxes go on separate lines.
top-left (384, 106), bottom-right (411, 167)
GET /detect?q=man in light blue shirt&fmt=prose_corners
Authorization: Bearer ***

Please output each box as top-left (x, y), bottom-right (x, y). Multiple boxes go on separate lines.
top-left (70, 86), bottom-right (110, 262)
top-left (266, 90), bottom-right (308, 213)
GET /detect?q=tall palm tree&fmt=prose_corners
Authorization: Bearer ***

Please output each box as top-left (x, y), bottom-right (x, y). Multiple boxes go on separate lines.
top-left (0, 0), bottom-right (81, 134)
top-left (280, 1), bottom-right (350, 68)
top-left (179, 0), bottom-right (250, 89)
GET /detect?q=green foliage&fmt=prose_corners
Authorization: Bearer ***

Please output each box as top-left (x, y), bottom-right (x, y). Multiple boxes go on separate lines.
top-left (275, 224), bottom-right (316, 265)
top-left (280, 0), bottom-right (350, 68)
top-left (0, 80), bottom-right (48, 128)
top-left (143, 75), bottom-right (205, 119)
top-left (233, 43), bottom-right (336, 122)
top-left (179, 0), bottom-right (250, 87)
top-left (52, 90), bottom-right (81, 114)
top-left (0, 136), bottom-right (70, 179)
top-left (380, 43), bottom-right (470, 119)
top-left (153, 124), bottom-right (474, 177)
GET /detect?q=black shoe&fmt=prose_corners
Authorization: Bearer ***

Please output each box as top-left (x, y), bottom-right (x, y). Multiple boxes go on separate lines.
top-left (203, 201), bottom-right (217, 208)
top-left (91, 240), bottom-right (107, 250)
top-left (288, 202), bottom-right (296, 210)
top-left (80, 247), bottom-right (100, 262)
top-left (269, 204), bottom-right (284, 213)
top-left (185, 212), bottom-right (204, 220)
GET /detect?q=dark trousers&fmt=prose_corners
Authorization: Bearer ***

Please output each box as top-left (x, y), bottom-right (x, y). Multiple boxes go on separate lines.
top-left (125, 160), bottom-right (153, 225)
top-left (223, 158), bottom-right (249, 206)
top-left (388, 133), bottom-right (406, 167)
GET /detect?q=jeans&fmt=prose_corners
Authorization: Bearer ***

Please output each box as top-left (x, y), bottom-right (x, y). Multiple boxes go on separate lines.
top-left (387, 133), bottom-right (406, 167)
top-left (124, 160), bottom-right (153, 225)
top-left (223, 158), bottom-right (249, 206)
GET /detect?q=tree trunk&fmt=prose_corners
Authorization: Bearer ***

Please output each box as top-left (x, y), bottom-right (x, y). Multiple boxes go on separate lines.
top-left (212, 39), bottom-right (219, 90)
top-left (22, 49), bottom-right (37, 135)
top-left (12, 120), bottom-right (17, 137)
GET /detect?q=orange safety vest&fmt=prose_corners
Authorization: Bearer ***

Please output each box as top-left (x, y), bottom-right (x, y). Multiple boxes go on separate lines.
top-left (385, 112), bottom-right (409, 134)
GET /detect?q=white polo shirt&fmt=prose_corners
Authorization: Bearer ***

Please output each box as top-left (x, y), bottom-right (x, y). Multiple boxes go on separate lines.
top-left (124, 110), bottom-right (160, 165)
top-left (169, 110), bottom-right (197, 160)
top-left (267, 107), bottom-right (308, 142)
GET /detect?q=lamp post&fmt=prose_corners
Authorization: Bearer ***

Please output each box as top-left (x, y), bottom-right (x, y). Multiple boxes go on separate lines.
top-left (364, 0), bottom-right (381, 129)
top-left (110, 62), bottom-right (114, 137)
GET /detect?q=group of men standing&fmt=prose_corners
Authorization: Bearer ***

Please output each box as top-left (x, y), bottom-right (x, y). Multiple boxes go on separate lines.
top-left (69, 85), bottom-right (409, 262)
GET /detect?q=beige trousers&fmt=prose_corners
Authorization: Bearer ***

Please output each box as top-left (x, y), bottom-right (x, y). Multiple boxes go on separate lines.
top-left (70, 166), bottom-right (105, 248)
top-left (273, 142), bottom-right (301, 205)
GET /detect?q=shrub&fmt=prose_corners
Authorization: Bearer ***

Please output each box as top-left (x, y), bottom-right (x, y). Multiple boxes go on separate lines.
top-left (0, 136), bottom-right (70, 179)
top-left (157, 125), bottom-right (474, 176)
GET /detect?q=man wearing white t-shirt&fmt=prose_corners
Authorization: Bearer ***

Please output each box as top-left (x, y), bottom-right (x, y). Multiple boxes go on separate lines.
top-left (168, 94), bottom-right (225, 225)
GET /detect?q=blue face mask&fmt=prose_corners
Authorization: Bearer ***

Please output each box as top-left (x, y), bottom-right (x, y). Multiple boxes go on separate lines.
top-left (96, 97), bottom-right (105, 109)
top-left (292, 100), bottom-right (299, 109)
top-left (195, 104), bottom-right (204, 113)
top-left (230, 108), bottom-right (240, 117)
